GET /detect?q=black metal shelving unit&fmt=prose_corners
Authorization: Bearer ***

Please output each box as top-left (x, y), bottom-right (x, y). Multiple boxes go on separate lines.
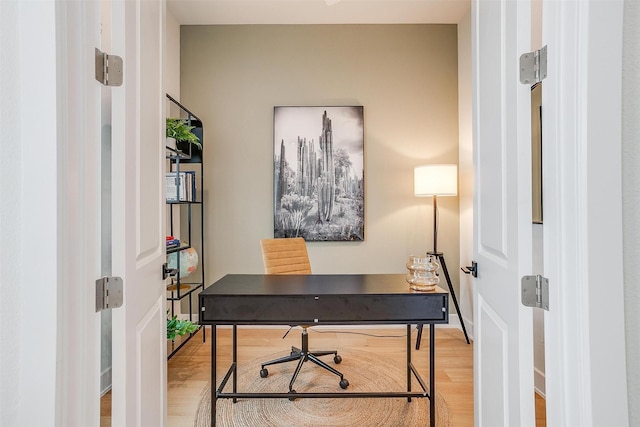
top-left (165, 94), bottom-right (206, 359)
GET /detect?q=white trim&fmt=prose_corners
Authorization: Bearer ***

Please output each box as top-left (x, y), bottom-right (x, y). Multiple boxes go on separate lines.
top-left (459, 313), bottom-right (474, 340)
top-left (542, 0), bottom-right (628, 426)
top-left (622, 1), bottom-right (640, 425)
top-left (55, 1), bottom-right (103, 425)
top-left (101, 369), bottom-right (113, 397)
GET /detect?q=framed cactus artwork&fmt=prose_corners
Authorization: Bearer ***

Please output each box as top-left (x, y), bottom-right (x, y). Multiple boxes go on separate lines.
top-left (273, 106), bottom-right (364, 241)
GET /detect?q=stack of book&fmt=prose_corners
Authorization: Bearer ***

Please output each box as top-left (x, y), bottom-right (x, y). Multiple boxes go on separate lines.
top-left (166, 171), bottom-right (197, 202)
top-left (166, 236), bottom-right (180, 250)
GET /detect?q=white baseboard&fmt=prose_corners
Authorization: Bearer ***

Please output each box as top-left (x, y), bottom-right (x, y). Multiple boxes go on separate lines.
top-left (447, 312), bottom-right (462, 330)
top-left (460, 314), bottom-right (475, 341)
top-left (100, 367), bottom-right (112, 396)
top-left (534, 366), bottom-right (546, 398)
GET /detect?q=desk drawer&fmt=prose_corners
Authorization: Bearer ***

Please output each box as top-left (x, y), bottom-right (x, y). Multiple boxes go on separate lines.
top-left (200, 294), bottom-right (448, 325)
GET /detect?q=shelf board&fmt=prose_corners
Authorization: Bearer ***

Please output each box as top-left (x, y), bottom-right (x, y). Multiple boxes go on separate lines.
top-left (166, 244), bottom-right (192, 254)
top-left (165, 146), bottom-right (192, 160)
top-left (166, 283), bottom-right (191, 292)
top-left (166, 200), bottom-right (201, 205)
top-left (166, 282), bottom-right (204, 301)
top-left (167, 326), bottom-right (203, 360)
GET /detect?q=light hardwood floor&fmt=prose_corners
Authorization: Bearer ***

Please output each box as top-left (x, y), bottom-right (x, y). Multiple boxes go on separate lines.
top-left (169, 326), bottom-right (473, 426)
top-left (102, 326), bottom-right (546, 426)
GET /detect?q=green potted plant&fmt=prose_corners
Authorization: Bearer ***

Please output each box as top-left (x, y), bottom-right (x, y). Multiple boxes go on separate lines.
top-left (166, 311), bottom-right (198, 341)
top-left (166, 118), bottom-right (202, 150)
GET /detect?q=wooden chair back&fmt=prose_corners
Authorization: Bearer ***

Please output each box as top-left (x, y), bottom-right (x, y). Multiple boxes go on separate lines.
top-left (260, 237), bottom-right (312, 274)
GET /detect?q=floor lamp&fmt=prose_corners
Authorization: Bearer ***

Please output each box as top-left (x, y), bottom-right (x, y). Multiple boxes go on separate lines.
top-left (414, 164), bottom-right (470, 345)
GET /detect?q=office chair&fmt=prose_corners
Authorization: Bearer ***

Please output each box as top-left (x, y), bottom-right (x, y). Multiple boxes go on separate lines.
top-left (259, 238), bottom-right (349, 394)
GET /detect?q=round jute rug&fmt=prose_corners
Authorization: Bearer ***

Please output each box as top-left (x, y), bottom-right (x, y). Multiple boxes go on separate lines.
top-left (193, 348), bottom-right (449, 427)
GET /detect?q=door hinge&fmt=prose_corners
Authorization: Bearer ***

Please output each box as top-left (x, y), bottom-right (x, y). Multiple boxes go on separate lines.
top-left (96, 276), bottom-right (124, 312)
top-left (521, 274), bottom-right (549, 310)
top-left (520, 45), bottom-right (547, 85)
top-left (95, 48), bottom-right (123, 87)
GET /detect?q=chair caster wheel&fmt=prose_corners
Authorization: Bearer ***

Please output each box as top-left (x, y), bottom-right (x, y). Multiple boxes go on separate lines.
top-left (339, 379), bottom-right (349, 389)
top-left (288, 390), bottom-right (297, 401)
top-left (334, 355), bottom-right (342, 364)
top-left (260, 368), bottom-right (269, 378)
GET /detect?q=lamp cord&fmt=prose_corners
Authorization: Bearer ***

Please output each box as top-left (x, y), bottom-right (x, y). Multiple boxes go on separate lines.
top-left (282, 326), bottom-right (293, 339)
top-left (435, 199), bottom-right (440, 251)
top-left (432, 194), bottom-right (439, 253)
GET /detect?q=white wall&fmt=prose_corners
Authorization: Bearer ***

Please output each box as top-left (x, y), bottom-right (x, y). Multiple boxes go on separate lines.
top-left (180, 24), bottom-right (463, 313)
top-left (622, 0), bottom-right (640, 423)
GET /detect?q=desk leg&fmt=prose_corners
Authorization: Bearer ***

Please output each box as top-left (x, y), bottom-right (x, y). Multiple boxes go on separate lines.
top-left (232, 325), bottom-right (237, 403)
top-left (406, 324), bottom-right (412, 402)
top-left (430, 324), bottom-right (435, 427)
top-left (211, 325), bottom-right (217, 427)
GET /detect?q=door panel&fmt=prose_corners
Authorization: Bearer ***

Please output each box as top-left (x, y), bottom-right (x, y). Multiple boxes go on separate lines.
top-left (110, 0), bottom-right (166, 425)
top-left (477, 296), bottom-right (507, 426)
top-left (472, 0), bottom-right (534, 425)
top-left (138, 302), bottom-right (165, 427)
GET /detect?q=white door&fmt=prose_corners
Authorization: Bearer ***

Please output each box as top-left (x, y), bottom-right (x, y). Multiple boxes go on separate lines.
top-left (109, 0), bottom-right (167, 425)
top-left (472, 0), bottom-right (535, 425)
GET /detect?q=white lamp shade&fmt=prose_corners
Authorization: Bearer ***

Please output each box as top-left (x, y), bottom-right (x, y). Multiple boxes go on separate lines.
top-left (414, 164), bottom-right (458, 196)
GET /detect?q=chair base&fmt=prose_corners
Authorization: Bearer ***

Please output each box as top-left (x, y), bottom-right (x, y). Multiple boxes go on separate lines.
top-left (259, 327), bottom-right (349, 393)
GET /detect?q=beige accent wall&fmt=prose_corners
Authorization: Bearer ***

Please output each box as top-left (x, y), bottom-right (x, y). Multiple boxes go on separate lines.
top-left (180, 24), bottom-right (461, 306)
top-left (457, 11), bottom-right (473, 333)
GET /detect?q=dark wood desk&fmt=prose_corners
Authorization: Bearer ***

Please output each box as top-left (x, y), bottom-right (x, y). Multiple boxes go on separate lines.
top-left (199, 274), bottom-right (449, 427)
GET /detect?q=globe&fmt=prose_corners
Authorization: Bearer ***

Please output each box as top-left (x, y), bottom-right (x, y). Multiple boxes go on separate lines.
top-left (167, 247), bottom-right (199, 279)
